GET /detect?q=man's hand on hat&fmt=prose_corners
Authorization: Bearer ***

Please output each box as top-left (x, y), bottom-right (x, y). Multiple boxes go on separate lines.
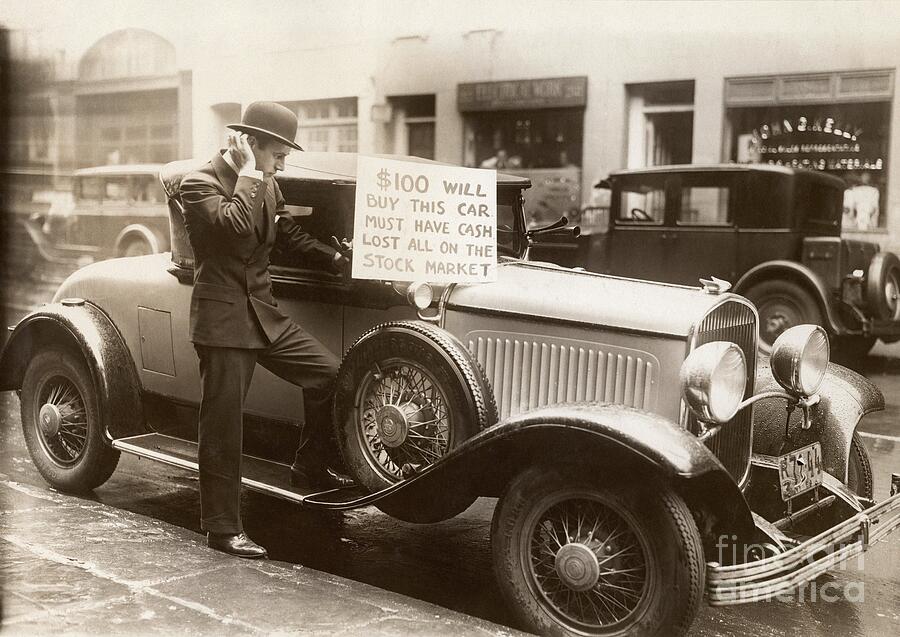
top-left (227, 133), bottom-right (257, 173)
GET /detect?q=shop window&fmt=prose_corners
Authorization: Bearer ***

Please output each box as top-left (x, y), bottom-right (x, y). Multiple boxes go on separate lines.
top-left (281, 98), bottom-right (358, 153)
top-left (626, 81), bottom-right (694, 168)
top-left (463, 108), bottom-right (582, 170)
top-left (726, 100), bottom-right (890, 230)
top-left (458, 77), bottom-right (587, 227)
top-left (76, 88), bottom-right (178, 167)
top-left (463, 108), bottom-right (585, 227)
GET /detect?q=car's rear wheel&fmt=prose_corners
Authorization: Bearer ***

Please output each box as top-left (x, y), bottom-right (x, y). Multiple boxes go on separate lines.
top-left (334, 321), bottom-right (497, 522)
top-left (744, 280), bottom-right (824, 354)
top-left (492, 467), bottom-right (704, 637)
top-left (847, 432), bottom-right (874, 500)
top-left (20, 345), bottom-right (120, 492)
top-left (118, 236), bottom-right (154, 257)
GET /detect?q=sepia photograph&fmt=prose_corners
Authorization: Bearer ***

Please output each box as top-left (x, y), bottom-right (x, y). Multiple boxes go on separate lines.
top-left (0, 1), bottom-right (898, 635)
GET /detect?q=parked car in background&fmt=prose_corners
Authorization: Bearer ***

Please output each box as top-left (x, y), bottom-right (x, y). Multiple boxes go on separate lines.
top-left (2, 153), bottom-right (899, 637)
top-left (22, 164), bottom-right (170, 268)
top-left (578, 164), bottom-right (900, 356)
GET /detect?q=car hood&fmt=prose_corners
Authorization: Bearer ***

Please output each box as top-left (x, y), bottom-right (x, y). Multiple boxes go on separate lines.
top-left (445, 260), bottom-right (743, 338)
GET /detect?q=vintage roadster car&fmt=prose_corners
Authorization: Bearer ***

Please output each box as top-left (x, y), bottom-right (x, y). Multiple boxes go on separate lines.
top-left (2, 152), bottom-right (899, 637)
top-left (578, 164), bottom-right (900, 357)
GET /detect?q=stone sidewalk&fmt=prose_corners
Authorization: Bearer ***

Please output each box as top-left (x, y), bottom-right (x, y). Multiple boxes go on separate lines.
top-left (0, 477), bottom-right (524, 636)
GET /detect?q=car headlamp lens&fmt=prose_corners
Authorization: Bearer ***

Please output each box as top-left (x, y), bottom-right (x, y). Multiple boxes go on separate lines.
top-left (680, 341), bottom-right (747, 424)
top-left (406, 282), bottom-right (434, 310)
top-left (771, 324), bottom-right (829, 396)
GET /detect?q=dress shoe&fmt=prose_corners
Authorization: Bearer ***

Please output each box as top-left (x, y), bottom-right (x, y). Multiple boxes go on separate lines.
top-left (290, 463), bottom-right (355, 489)
top-left (207, 532), bottom-right (268, 559)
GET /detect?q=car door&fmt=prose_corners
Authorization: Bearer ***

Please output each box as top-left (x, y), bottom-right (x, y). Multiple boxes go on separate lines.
top-left (662, 172), bottom-right (739, 285)
top-left (605, 172), bottom-right (671, 280)
top-left (244, 183), bottom-right (417, 420)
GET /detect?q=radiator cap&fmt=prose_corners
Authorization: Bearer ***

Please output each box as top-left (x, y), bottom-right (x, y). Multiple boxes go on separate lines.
top-left (699, 276), bottom-right (731, 295)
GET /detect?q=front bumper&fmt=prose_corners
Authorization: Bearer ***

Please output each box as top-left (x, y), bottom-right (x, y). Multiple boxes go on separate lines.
top-left (707, 485), bottom-right (900, 605)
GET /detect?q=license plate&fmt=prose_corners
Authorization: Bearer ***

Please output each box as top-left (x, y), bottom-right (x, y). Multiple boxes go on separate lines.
top-left (778, 442), bottom-right (824, 501)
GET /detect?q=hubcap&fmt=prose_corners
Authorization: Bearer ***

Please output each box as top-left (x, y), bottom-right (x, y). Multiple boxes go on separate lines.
top-left (39, 403), bottom-right (62, 437)
top-left (526, 497), bottom-right (650, 630)
top-left (358, 363), bottom-right (451, 480)
top-left (554, 543), bottom-right (600, 592)
top-left (35, 376), bottom-right (88, 466)
top-left (376, 404), bottom-right (409, 448)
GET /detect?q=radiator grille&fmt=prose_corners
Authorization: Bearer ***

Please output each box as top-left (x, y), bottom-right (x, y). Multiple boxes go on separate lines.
top-left (688, 300), bottom-right (758, 484)
top-left (468, 333), bottom-right (659, 419)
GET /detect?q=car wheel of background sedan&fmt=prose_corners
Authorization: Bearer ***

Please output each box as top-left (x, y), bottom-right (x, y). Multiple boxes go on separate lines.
top-left (847, 432), bottom-right (874, 500)
top-left (492, 466), bottom-right (704, 637)
top-left (865, 252), bottom-right (900, 321)
top-left (333, 321), bottom-right (498, 522)
top-left (118, 236), bottom-right (153, 257)
top-left (744, 280), bottom-right (824, 354)
top-left (20, 345), bottom-right (120, 492)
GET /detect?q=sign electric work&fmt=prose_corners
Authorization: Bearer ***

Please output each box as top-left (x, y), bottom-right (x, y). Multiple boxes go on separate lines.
top-left (353, 156), bottom-right (497, 283)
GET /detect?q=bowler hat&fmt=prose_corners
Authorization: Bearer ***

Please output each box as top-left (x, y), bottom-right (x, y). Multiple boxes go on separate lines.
top-left (227, 101), bottom-right (303, 151)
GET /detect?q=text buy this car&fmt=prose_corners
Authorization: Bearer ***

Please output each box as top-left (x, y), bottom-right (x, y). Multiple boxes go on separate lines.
top-left (1, 153), bottom-right (899, 637)
top-left (578, 164), bottom-right (900, 357)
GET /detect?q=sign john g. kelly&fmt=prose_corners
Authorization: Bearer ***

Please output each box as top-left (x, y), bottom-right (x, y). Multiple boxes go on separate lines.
top-left (353, 156), bottom-right (497, 283)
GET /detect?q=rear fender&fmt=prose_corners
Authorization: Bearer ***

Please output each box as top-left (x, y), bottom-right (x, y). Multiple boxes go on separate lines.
top-left (373, 402), bottom-right (756, 540)
top-left (752, 356), bottom-right (884, 483)
top-left (735, 260), bottom-right (843, 333)
top-left (0, 302), bottom-right (145, 441)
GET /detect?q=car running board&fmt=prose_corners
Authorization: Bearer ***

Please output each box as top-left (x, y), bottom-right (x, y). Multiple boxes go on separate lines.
top-left (111, 433), bottom-right (379, 510)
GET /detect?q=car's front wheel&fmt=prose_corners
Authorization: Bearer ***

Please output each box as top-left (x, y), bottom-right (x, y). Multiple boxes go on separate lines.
top-left (744, 279), bottom-right (824, 353)
top-left (20, 345), bottom-right (120, 492)
top-left (334, 321), bottom-right (497, 522)
top-left (492, 467), bottom-right (704, 637)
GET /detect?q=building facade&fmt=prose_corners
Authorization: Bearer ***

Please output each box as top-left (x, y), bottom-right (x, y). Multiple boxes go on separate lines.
top-left (7, 1), bottom-right (900, 249)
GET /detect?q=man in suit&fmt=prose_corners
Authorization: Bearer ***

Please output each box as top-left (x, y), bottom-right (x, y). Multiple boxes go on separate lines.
top-left (180, 101), bottom-right (353, 559)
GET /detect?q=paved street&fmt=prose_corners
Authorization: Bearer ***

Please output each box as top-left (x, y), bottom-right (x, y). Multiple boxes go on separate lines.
top-left (1, 272), bottom-right (899, 636)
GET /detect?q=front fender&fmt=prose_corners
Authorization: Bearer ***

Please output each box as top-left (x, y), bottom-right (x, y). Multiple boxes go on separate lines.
top-left (753, 356), bottom-right (884, 482)
top-left (0, 301), bottom-right (145, 441)
top-left (735, 260), bottom-right (843, 333)
top-left (370, 402), bottom-right (756, 539)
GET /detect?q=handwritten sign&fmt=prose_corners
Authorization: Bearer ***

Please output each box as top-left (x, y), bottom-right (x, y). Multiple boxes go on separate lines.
top-left (353, 156), bottom-right (497, 283)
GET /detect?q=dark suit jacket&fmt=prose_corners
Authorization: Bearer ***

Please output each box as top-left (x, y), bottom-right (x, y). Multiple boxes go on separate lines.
top-left (180, 152), bottom-right (337, 347)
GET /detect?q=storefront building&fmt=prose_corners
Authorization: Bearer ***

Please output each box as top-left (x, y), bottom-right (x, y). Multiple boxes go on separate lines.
top-left (8, 3), bottom-right (900, 251)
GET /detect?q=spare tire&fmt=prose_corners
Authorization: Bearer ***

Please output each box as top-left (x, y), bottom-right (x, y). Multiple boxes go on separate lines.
top-left (333, 321), bottom-right (497, 521)
top-left (866, 251), bottom-right (900, 320)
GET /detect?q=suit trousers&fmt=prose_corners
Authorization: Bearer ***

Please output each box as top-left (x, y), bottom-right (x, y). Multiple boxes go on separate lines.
top-left (194, 320), bottom-right (339, 534)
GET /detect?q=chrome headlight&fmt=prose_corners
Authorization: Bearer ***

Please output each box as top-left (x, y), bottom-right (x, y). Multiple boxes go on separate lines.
top-left (680, 341), bottom-right (747, 424)
top-left (406, 281), bottom-right (434, 310)
top-left (770, 324), bottom-right (829, 396)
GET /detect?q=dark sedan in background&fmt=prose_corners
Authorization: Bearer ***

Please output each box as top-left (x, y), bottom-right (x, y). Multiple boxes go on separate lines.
top-left (576, 164), bottom-right (900, 355)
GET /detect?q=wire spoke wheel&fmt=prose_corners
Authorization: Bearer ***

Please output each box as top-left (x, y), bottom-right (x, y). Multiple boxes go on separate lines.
top-left (357, 359), bottom-right (452, 480)
top-left (524, 495), bottom-right (651, 632)
top-left (334, 322), bottom-right (497, 523)
top-left (21, 346), bottom-right (120, 492)
top-left (493, 470), bottom-right (704, 637)
top-left (34, 374), bottom-right (89, 466)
